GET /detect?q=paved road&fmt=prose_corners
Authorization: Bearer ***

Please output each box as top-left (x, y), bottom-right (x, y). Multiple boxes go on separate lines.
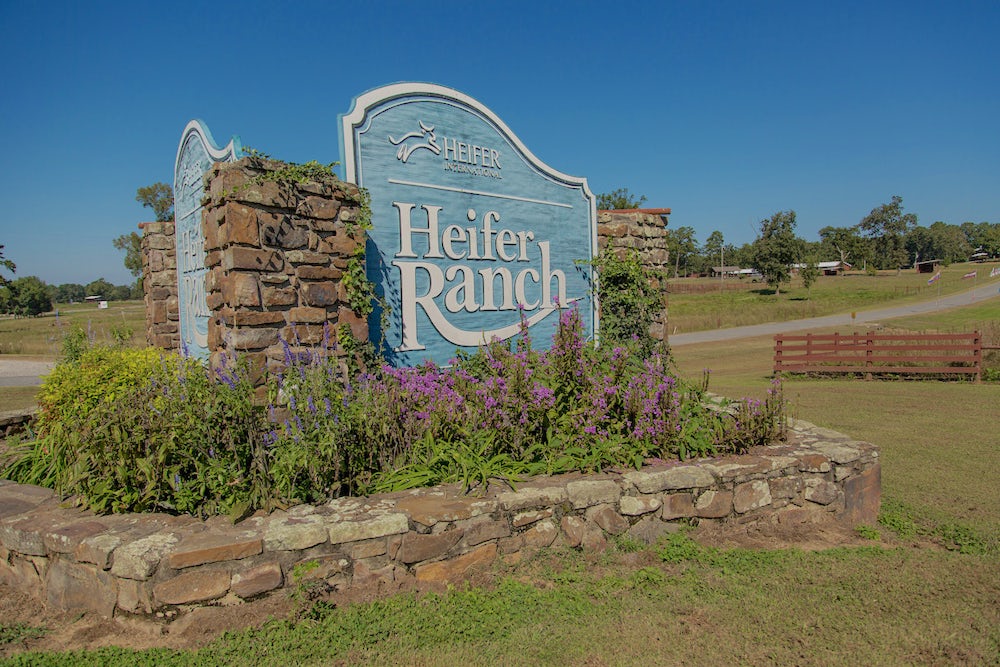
top-left (0, 360), bottom-right (55, 388)
top-left (668, 280), bottom-right (1000, 347)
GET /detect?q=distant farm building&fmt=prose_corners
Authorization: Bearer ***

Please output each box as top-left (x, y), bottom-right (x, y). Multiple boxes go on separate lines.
top-left (914, 259), bottom-right (941, 273)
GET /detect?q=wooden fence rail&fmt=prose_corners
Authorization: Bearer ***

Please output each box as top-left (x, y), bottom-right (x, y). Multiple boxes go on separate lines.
top-left (774, 331), bottom-right (982, 382)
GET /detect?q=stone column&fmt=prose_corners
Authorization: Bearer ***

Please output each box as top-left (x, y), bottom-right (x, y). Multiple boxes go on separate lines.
top-left (140, 221), bottom-right (180, 350)
top-left (201, 157), bottom-right (368, 393)
top-left (596, 209), bottom-right (672, 343)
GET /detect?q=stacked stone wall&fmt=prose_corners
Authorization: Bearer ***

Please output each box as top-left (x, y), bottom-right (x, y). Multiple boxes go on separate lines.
top-left (596, 209), bottom-right (672, 342)
top-left (140, 221), bottom-right (179, 350)
top-left (0, 419), bottom-right (879, 618)
top-left (200, 158), bottom-right (367, 389)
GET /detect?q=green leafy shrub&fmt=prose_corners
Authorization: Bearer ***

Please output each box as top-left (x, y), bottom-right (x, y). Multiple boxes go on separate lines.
top-left (5, 346), bottom-right (268, 518)
top-left (588, 248), bottom-right (664, 357)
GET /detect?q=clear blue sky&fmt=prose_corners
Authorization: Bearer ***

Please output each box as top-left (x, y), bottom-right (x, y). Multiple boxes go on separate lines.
top-left (1, 0), bottom-right (997, 286)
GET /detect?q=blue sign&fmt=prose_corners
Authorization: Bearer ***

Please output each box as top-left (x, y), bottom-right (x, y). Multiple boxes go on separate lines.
top-left (173, 120), bottom-right (241, 360)
top-left (340, 83), bottom-right (597, 366)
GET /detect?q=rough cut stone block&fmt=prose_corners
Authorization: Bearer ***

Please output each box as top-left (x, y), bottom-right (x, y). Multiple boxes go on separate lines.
top-left (117, 577), bottom-right (154, 614)
top-left (0, 517), bottom-right (48, 555)
top-left (415, 543), bottom-right (497, 585)
top-left (43, 521), bottom-right (108, 554)
top-left (286, 250), bottom-right (329, 265)
top-left (461, 519), bottom-right (510, 546)
top-left (295, 265), bottom-right (343, 281)
top-left (223, 248), bottom-right (282, 272)
top-left (46, 559), bottom-right (118, 617)
top-left (768, 476), bottom-right (803, 500)
top-left (287, 306), bottom-right (328, 324)
top-left (841, 463), bottom-right (881, 524)
top-left (297, 196), bottom-right (341, 220)
top-left (585, 505), bottom-right (629, 535)
top-left (396, 495), bottom-right (495, 527)
top-left (228, 327), bottom-right (279, 351)
top-left (566, 480), bottom-right (621, 509)
top-left (821, 444), bottom-right (862, 464)
top-left (561, 516), bottom-right (587, 547)
top-left (110, 532), bottom-right (180, 581)
top-left (292, 554), bottom-right (349, 582)
top-left (695, 489), bottom-right (734, 518)
top-left (154, 569), bottom-right (231, 605)
top-left (804, 478), bottom-right (840, 506)
top-left (623, 466), bottom-right (714, 493)
top-left (167, 533), bottom-right (263, 569)
top-left (734, 480), bottom-right (773, 514)
top-left (498, 485), bottom-right (568, 511)
top-left (75, 533), bottom-right (124, 570)
top-left (628, 516), bottom-right (678, 545)
top-left (513, 509), bottom-right (553, 528)
top-left (262, 287), bottom-right (297, 307)
top-left (225, 203), bottom-right (259, 245)
top-left (301, 282), bottom-right (338, 307)
top-left (522, 519), bottom-right (558, 548)
top-left (396, 530), bottom-right (463, 564)
top-left (661, 493), bottom-right (696, 520)
top-left (265, 516), bottom-right (329, 551)
top-left (349, 539), bottom-right (388, 560)
top-left (619, 495), bottom-right (662, 516)
top-left (232, 562), bottom-right (283, 599)
top-left (797, 453), bottom-right (831, 473)
top-left (328, 513), bottom-right (408, 545)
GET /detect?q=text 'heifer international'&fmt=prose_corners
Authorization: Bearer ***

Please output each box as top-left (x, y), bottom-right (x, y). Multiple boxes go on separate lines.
top-left (340, 83), bottom-right (598, 366)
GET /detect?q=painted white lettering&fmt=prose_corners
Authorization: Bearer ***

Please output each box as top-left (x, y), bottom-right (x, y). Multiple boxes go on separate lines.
top-left (395, 202), bottom-right (443, 259)
top-left (444, 265), bottom-right (479, 313)
top-left (496, 228), bottom-right (518, 262)
top-left (478, 267), bottom-right (515, 311)
top-left (442, 224), bottom-right (467, 260)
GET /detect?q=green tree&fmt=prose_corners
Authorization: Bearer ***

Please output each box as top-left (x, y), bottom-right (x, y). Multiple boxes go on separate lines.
top-left (799, 257), bottom-right (820, 296)
top-left (136, 182), bottom-right (174, 222)
top-left (818, 225), bottom-right (866, 268)
top-left (0, 244), bottom-right (15, 287)
top-left (113, 231), bottom-right (143, 282)
top-left (4, 276), bottom-right (52, 316)
top-left (702, 230), bottom-right (726, 271)
top-left (85, 278), bottom-right (115, 299)
top-left (750, 211), bottom-right (800, 295)
top-left (857, 195), bottom-right (917, 271)
top-left (667, 226), bottom-right (698, 277)
top-left (596, 188), bottom-right (647, 210)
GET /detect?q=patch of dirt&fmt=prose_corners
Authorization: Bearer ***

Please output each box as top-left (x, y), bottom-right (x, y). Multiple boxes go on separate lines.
top-left (690, 518), bottom-right (876, 551)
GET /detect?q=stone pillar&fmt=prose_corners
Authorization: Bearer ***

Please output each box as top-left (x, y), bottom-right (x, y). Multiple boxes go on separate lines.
top-left (596, 209), bottom-right (672, 343)
top-left (140, 221), bottom-right (180, 350)
top-left (201, 157), bottom-right (368, 390)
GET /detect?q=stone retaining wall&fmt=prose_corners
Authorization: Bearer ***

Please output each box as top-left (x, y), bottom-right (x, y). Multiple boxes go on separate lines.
top-left (0, 419), bottom-right (879, 618)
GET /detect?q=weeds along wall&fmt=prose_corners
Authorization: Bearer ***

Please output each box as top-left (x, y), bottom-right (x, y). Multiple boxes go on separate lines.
top-left (597, 209), bottom-right (672, 343)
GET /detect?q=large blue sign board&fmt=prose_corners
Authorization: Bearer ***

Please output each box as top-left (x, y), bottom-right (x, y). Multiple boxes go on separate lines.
top-left (173, 120), bottom-right (241, 360)
top-left (340, 83), bottom-right (598, 366)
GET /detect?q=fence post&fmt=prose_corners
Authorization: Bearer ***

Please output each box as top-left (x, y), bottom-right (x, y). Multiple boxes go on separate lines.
top-left (865, 330), bottom-right (874, 381)
top-left (774, 335), bottom-right (782, 375)
top-left (973, 330), bottom-right (982, 384)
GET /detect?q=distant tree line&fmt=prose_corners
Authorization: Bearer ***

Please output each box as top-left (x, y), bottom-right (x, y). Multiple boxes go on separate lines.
top-left (598, 191), bottom-right (1000, 283)
top-left (1, 275), bottom-right (141, 317)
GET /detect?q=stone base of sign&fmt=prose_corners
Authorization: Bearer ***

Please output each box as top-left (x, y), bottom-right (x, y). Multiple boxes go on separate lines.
top-left (0, 418), bottom-right (879, 618)
top-left (201, 158), bottom-right (368, 390)
top-left (140, 221), bottom-right (180, 350)
top-left (597, 209), bottom-right (672, 342)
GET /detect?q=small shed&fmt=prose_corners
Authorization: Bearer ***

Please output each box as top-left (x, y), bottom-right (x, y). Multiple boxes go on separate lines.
top-left (915, 259), bottom-right (941, 274)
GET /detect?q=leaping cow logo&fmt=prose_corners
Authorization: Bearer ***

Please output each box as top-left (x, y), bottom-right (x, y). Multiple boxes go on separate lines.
top-left (388, 120), bottom-right (441, 163)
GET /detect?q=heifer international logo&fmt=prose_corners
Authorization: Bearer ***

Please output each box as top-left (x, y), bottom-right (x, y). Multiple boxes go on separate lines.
top-left (340, 83), bottom-right (597, 367)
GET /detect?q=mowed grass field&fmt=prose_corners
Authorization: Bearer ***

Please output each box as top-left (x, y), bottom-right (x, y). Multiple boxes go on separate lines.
top-left (2, 295), bottom-right (998, 663)
top-left (666, 260), bottom-right (999, 334)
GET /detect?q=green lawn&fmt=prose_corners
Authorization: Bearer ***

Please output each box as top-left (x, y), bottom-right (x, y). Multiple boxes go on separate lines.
top-left (667, 262), bottom-right (1000, 333)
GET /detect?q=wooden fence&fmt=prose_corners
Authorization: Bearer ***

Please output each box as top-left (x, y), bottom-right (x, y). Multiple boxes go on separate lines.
top-left (773, 331), bottom-right (982, 382)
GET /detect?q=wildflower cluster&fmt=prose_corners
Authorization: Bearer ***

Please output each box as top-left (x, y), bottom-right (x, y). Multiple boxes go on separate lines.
top-left (271, 306), bottom-right (787, 497)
